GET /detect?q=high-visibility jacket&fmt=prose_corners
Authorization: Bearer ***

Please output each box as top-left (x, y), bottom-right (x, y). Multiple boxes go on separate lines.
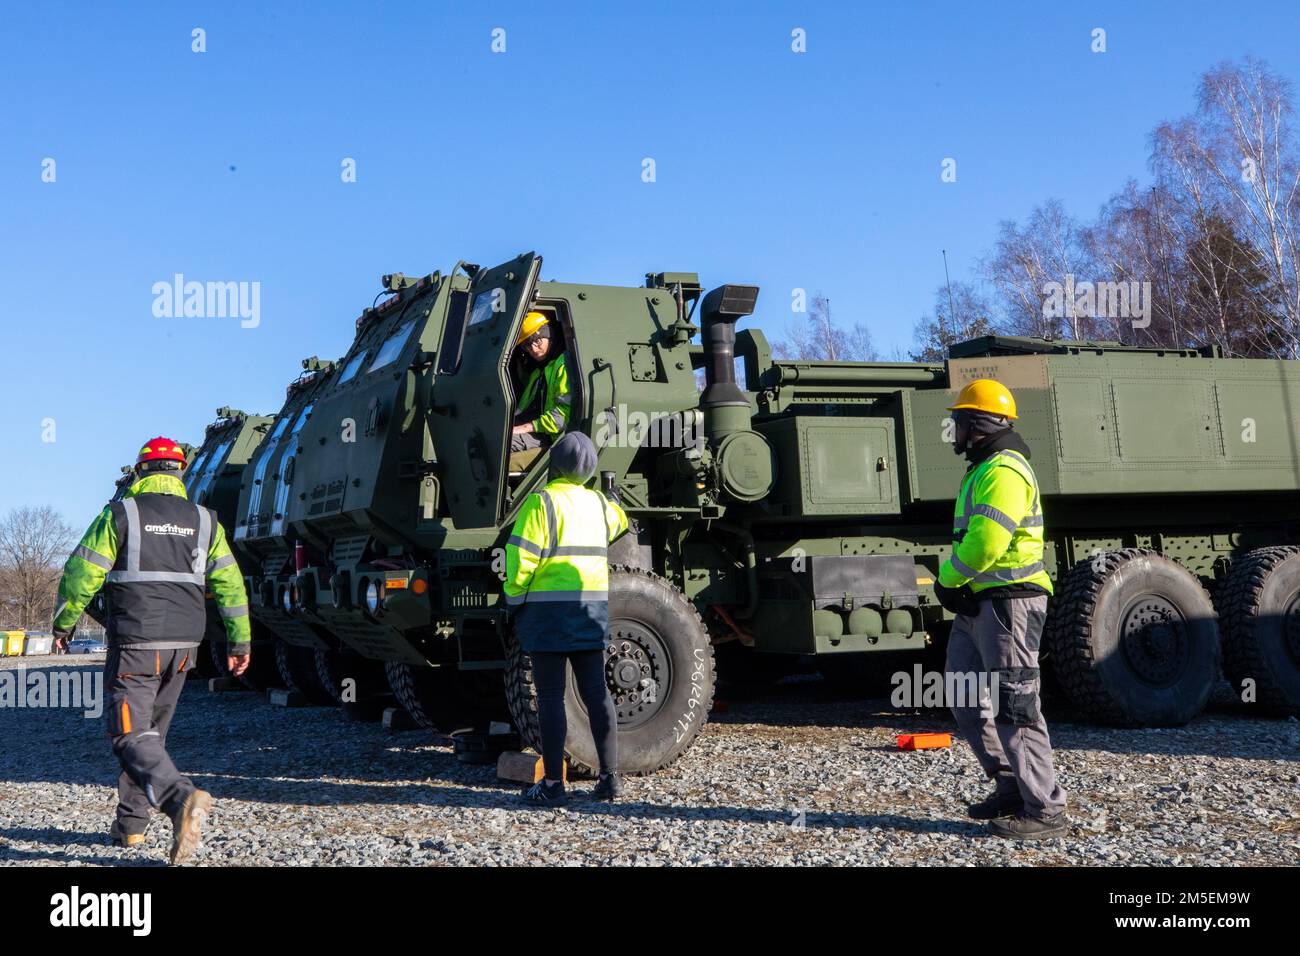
top-left (518, 352), bottom-right (571, 437)
top-left (53, 473), bottom-right (251, 648)
top-left (938, 448), bottom-right (1053, 595)
top-left (504, 477), bottom-right (629, 652)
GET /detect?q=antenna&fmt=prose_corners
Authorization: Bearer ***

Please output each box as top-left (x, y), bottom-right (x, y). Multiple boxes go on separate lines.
top-left (942, 249), bottom-right (958, 342)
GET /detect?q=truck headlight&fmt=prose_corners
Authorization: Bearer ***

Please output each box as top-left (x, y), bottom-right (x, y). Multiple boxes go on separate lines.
top-left (365, 579), bottom-right (383, 614)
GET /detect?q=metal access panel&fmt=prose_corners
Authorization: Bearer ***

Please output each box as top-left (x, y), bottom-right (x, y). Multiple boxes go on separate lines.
top-left (907, 354), bottom-right (1058, 503)
top-left (1112, 378), bottom-right (1216, 462)
top-left (751, 555), bottom-right (922, 654)
top-left (758, 416), bottom-right (900, 517)
top-left (765, 553), bottom-right (919, 609)
top-left (1047, 352), bottom-right (1300, 495)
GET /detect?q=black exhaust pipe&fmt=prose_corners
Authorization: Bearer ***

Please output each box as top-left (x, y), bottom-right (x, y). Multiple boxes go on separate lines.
top-left (699, 284), bottom-right (759, 438)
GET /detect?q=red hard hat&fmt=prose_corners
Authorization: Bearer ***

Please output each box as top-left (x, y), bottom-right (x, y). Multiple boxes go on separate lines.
top-left (136, 437), bottom-right (187, 467)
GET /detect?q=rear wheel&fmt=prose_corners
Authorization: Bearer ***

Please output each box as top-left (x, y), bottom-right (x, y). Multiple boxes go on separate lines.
top-left (385, 661), bottom-right (510, 733)
top-left (312, 648), bottom-right (346, 704)
top-left (505, 568), bottom-right (715, 776)
top-left (316, 648), bottom-right (391, 720)
top-left (1046, 548), bottom-right (1219, 726)
top-left (1217, 546), bottom-right (1300, 715)
top-left (274, 639), bottom-right (339, 705)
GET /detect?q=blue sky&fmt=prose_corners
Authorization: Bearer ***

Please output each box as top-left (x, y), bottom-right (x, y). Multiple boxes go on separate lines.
top-left (4, 1), bottom-right (1299, 524)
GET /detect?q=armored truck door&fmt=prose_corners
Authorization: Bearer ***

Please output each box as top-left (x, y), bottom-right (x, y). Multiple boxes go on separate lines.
top-left (431, 252), bottom-right (541, 529)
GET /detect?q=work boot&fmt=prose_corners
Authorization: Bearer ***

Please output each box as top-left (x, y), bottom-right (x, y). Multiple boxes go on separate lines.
top-left (521, 780), bottom-right (568, 807)
top-left (109, 821), bottom-right (146, 849)
top-left (967, 790), bottom-right (1025, 820)
top-left (591, 773), bottom-right (623, 801)
top-left (989, 811), bottom-right (1068, 840)
top-left (169, 789), bottom-right (213, 865)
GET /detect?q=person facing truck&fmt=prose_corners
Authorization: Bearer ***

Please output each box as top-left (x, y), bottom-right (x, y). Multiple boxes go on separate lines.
top-left (51, 436), bottom-right (252, 863)
top-left (504, 431), bottom-right (629, 805)
top-left (933, 380), bottom-right (1068, 840)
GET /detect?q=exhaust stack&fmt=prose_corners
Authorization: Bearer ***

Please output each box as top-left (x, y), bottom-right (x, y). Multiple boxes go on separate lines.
top-left (699, 284), bottom-right (759, 440)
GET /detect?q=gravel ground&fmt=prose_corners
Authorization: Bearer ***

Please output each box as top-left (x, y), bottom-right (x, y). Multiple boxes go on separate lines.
top-left (1, 655), bottom-right (1296, 866)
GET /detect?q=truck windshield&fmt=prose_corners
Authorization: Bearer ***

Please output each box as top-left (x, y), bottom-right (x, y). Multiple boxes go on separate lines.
top-left (368, 320), bottom-right (415, 373)
top-left (336, 352), bottom-right (366, 385)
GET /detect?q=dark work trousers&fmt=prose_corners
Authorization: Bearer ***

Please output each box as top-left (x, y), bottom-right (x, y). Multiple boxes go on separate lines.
top-left (945, 595), bottom-right (1067, 819)
top-left (104, 645), bottom-right (198, 833)
top-left (531, 649), bottom-right (618, 781)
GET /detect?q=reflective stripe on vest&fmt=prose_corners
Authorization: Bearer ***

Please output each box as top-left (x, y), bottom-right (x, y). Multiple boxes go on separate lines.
top-left (949, 555), bottom-right (1047, 585)
top-left (512, 484), bottom-right (611, 607)
top-left (537, 489), bottom-right (560, 559)
top-left (953, 451), bottom-right (1041, 533)
top-left (106, 496), bottom-right (210, 586)
top-left (952, 449), bottom-right (1046, 587)
top-left (72, 544), bottom-right (114, 570)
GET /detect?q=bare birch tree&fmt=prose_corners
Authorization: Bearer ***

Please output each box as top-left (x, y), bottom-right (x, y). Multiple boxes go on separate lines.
top-left (0, 506), bottom-right (77, 631)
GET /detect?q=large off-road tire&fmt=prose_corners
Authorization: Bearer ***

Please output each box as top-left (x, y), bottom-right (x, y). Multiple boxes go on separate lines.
top-left (1216, 546), bottom-right (1300, 716)
top-left (274, 639), bottom-right (339, 705)
top-left (1046, 548), bottom-right (1219, 726)
top-left (315, 648), bottom-right (391, 720)
top-left (313, 648), bottom-right (347, 704)
top-left (505, 567), bottom-right (716, 776)
top-left (385, 661), bottom-right (510, 733)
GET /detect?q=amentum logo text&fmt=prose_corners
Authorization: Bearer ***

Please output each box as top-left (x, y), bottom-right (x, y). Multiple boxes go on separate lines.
top-left (50, 886), bottom-right (152, 936)
top-left (143, 523), bottom-right (195, 536)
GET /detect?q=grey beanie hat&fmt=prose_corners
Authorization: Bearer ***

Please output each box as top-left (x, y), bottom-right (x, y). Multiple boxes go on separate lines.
top-left (548, 431), bottom-right (598, 482)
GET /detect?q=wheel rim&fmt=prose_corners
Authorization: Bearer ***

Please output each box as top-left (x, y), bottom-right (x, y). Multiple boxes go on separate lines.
top-left (1119, 593), bottom-right (1189, 688)
top-left (1283, 590), bottom-right (1300, 668)
top-left (600, 618), bottom-right (672, 729)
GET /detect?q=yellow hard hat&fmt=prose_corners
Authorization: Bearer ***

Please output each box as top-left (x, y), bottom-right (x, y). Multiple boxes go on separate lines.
top-left (515, 311), bottom-right (550, 347)
top-left (947, 379), bottom-right (1017, 420)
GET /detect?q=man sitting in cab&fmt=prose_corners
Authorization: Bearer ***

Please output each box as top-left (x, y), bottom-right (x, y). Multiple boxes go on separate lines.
top-left (510, 311), bottom-right (571, 464)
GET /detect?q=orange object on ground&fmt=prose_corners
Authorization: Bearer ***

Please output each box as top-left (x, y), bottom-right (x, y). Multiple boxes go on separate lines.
top-left (897, 733), bottom-right (952, 750)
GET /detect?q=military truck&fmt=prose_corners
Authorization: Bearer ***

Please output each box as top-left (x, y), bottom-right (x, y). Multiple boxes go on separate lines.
top-left (228, 357), bottom-right (396, 711)
top-left (183, 408), bottom-right (282, 690)
top-left (196, 252), bottom-right (1300, 774)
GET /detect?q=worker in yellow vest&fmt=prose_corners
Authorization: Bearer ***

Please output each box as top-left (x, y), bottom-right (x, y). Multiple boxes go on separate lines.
top-left (504, 432), bottom-right (628, 806)
top-left (935, 379), bottom-right (1068, 840)
top-left (510, 311), bottom-right (571, 453)
top-left (53, 437), bottom-right (250, 863)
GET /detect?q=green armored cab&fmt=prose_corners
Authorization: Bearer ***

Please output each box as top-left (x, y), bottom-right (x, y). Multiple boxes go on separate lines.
top-left (228, 357), bottom-right (364, 707)
top-left (230, 252), bottom-right (1300, 773)
top-left (182, 408), bottom-right (281, 690)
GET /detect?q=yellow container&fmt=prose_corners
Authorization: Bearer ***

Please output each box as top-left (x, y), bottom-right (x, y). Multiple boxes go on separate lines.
top-left (2, 631), bottom-right (26, 656)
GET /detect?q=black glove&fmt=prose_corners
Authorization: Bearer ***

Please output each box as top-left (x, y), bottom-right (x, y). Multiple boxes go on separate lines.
top-left (933, 582), bottom-right (979, 616)
top-left (53, 627), bottom-right (75, 653)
